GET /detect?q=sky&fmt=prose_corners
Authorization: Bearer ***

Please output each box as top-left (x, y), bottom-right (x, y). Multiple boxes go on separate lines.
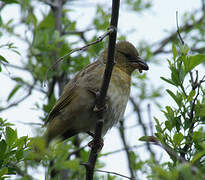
top-left (0, 0), bottom-right (202, 179)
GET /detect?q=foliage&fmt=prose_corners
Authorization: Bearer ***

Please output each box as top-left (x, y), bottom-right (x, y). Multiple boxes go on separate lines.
top-left (0, 118), bottom-right (31, 179)
top-left (0, 0), bottom-right (205, 179)
top-left (141, 43), bottom-right (205, 179)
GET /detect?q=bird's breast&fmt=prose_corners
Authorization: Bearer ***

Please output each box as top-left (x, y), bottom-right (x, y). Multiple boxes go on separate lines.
top-left (102, 67), bottom-right (131, 135)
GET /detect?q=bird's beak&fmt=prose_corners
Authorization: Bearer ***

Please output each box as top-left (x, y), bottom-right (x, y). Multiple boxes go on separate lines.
top-left (130, 56), bottom-right (149, 73)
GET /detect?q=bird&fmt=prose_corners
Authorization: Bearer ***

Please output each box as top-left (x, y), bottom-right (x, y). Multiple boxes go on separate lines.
top-left (45, 41), bottom-right (149, 146)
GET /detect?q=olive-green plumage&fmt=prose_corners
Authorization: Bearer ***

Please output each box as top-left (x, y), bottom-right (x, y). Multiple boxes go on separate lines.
top-left (45, 41), bottom-right (149, 144)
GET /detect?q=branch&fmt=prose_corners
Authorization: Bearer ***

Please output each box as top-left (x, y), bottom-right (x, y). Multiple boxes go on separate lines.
top-left (129, 97), bottom-right (156, 158)
top-left (176, 11), bottom-right (185, 45)
top-left (95, 169), bottom-right (135, 180)
top-left (84, 1), bottom-right (120, 180)
top-left (44, 28), bottom-right (114, 86)
top-left (152, 15), bottom-right (204, 55)
top-left (202, 0), bottom-right (205, 12)
top-left (67, 144), bottom-right (88, 159)
top-left (0, 86), bottom-right (33, 112)
top-left (62, 28), bottom-right (93, 36)
top-left (40, 0), bottom-right (59, 8)
top-left (101, 144), bottom-right (145, 156)
top-left (181, 72), bottom-right (205, 158)
top-left (119, 120), bottom-right (135, 178)
top-left (147, 104), bottom-right (154, 135)
top-left (0, 2), bottom-right (6, 11)
top-left (10, 163), bottom-right (33, 180)
top-left (4, 63), bottom-right (29, 71)
top-left (155, 142), bottom-right (187, 163)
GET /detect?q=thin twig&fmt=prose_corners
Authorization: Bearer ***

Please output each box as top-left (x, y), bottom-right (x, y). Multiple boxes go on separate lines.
top-left (62, 28), bottom-right (93, 35)
top-left (43, 28), bottom-right (114, 87)
top-left (147, 104), bottom-right (154, 135)
top-left (181, 71), bottom-right (203, 158)
top-left (40, 0), bottom-right (58, 8)
top-left (176, 11), bottom-right (185, 45)
top-left (67, 144), bottom-right (88, 159)
top-left (154, 142), bottom-right (187, 163)
top-left (95, 169), bottom-right (135, 180)
top-left (202, 0), bottom-right (205, 12)
top-left (153, 13), bottom-right (203, 55)
top-left (0, 87), bottom-right (33, 112)
top-left (129, 97), bottom-right (156, 159)
top-left (0, 2), bottom-right (6, 10)
top-left (101, 144), bottom-right (145, 156)
top-left (119, 120), bottom-right (135, 178)
top-left (10, 163), bottom-right (33, 180)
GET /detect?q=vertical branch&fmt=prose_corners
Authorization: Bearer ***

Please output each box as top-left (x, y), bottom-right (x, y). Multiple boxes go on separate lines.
top-left (202, 0), bottom-right (205, 12)
top-left (48, 0), bottom-right (63, 99)
top-left (176, 11), bottom-right (185, 45)
top-left (49, 1), bottom-right (69, 179)
top-left (129, 97), bottom-right (156, 159)
top-left (119, 120), bottom-right (135, 178)
top-left (85, 1), bottom-right (120, 180)
top-left (147, 104), bottom-right (154, 136)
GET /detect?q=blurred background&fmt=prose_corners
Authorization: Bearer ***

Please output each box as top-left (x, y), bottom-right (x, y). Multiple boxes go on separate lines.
top-left (0, 0), bottom-right (205, 179)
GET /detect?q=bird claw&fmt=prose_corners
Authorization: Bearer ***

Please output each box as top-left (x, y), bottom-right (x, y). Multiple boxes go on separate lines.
top-left (93, 103), bottom-right (108, 112)
top-left (87, 88), bottom-right (109, 112)
top-left (88, 138), bottom-right (104, 152)
top-left (87, 88), bottom-right (100, 98)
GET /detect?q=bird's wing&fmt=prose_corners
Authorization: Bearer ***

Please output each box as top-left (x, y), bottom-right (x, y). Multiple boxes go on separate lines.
top-left (45, 60), bottom-right (104, 124)
top-left (45, 81), bottom-right (77, 124)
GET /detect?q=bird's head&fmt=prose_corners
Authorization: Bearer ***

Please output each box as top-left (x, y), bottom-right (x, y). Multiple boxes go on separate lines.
top-left (102, 41), bottom-right (149, 75)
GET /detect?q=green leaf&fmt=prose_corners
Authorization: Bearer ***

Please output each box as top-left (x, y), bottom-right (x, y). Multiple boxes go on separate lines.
top-left (166, 89), bottom-right (182, 107)
top-left (1, 0), bottom-right (19, 4)
top-left (0, 140), bottom-right (7, 158)
top-left (16, 149), bottom-right (24, 161)
top-left (198, 105), bottom-right (205, 117)
top-left (172, 44), bottom-right (178, 60)
top-left (61, 159), bottom-right (79, 169)
top-left (12, 77), bottom-right (24, 83)
top-left (191, 151), bottom-right (205, 163)
top-left (6, 127), bottom-right (17, 146)
top-left (0, 55), bottom-right (9, 63)
top-left (175, 116), bottom-right (181, 132)
top-left (38, 11), bottom-right (55, 29)
top-left (165, 106), bottom-right (174, 118)
top-left (173, 132), bottom-right (184, 146)
top-left (7, 84), bottom-right (22, 102)
top-left (165, 120), bottom-right (173, 131)
top-left (184, 54), bottom-right (205, 74)
top-left (187, 90), bottom-right (195, 102)
top-left (160, 77), bottom-right (176, 86)
top-left (139, 136), bottom-right (159, 143)
top-left (16, 136), bottom-right (28, 149)
top-left (178, 65), bottom-right (185, 84)
top-left (0, 167), bottom-right (8, 177)
top-left (171, 68), bottom-right (180, 86)
top-left (183, 44), bottom-right (190, 54)
top-left (154, 117), bottom-right (163, 133)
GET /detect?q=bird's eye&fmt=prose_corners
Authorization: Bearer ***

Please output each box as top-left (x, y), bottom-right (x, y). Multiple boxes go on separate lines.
top-left (118, 51), bottom-right (133, 60)
top-left (124, 53), bottom-right (132, 59)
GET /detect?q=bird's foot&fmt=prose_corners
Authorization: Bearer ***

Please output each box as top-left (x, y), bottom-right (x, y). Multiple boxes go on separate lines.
top-left (93, 103), bottom-right (108, 112)
top-left (87, 88), bottom-right (100, 98)
top-left (87, 88), bottom-right (109, 112)
top-left (88, 138), bottom-right (104, 152)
